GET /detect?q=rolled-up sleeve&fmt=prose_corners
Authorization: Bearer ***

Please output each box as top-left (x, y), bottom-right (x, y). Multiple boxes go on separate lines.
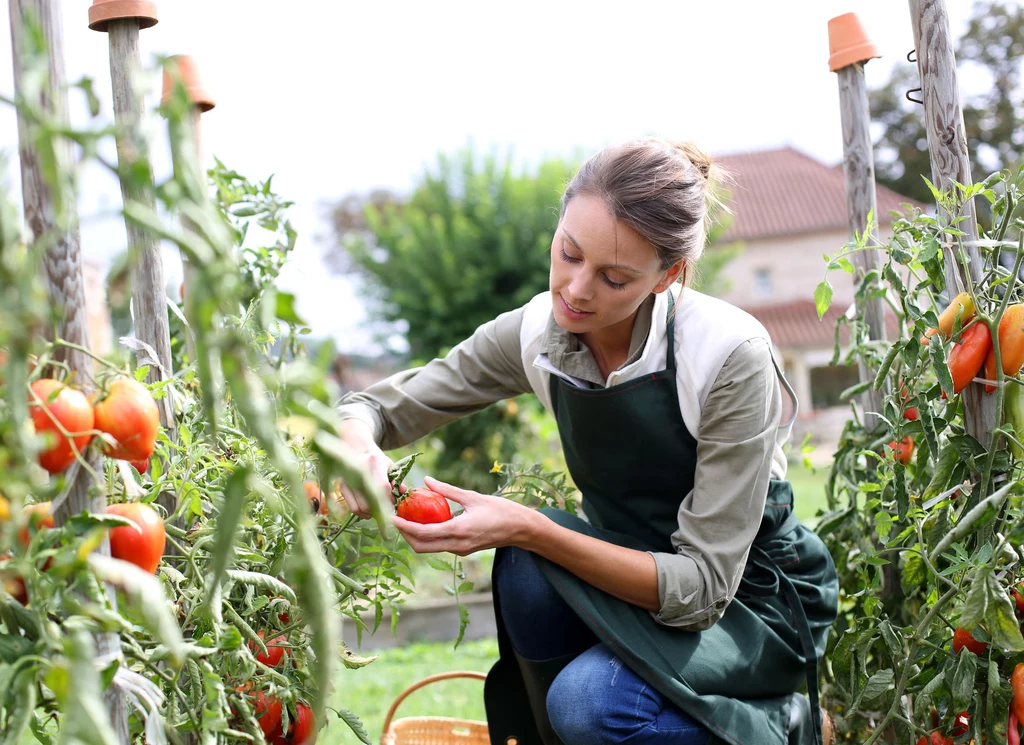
top-left (649, 337), bottom-right (782, 630)
top-left (336, 307), bottom-right (532, 450)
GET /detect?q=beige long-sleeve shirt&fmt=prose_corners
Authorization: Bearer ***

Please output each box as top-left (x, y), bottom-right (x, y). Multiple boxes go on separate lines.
top-left (337, 288), bottom-right (789, 630)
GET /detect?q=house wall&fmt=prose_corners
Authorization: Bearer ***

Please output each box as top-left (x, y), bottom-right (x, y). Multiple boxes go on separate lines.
top-left (714, 225), bottom-right (898, 309)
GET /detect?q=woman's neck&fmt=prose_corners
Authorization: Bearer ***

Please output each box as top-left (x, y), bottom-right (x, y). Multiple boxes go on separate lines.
top-left (580, 308), bottom-right (640, 380)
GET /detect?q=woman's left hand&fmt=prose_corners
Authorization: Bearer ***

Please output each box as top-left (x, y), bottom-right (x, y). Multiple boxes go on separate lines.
top-left (392, 476), bottom-right (539, 555)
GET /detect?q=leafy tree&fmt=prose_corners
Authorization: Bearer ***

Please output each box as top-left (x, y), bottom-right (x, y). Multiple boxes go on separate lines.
top-left (870, 0), bottom-right (1024, 206)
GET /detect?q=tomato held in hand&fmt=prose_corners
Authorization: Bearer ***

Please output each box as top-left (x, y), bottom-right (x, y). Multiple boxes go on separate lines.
top-left (952, 627), bottom-right (988, 656)
top-left (29, 379), bottom-right (95, 473)
top-left (106, 502), bottom-right (166, 574)
top-left (249, 631), bottom-right (288, 667)
top-left (93, 377), bottom-right (160, 461)
top-left (396, 488), bottom-right (452, 524)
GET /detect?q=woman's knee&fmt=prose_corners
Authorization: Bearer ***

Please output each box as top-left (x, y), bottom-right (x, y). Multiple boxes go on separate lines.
top-left (492, 546), bottom-right (594, 660)
top-left (547, 645), bottom-right (710, 745)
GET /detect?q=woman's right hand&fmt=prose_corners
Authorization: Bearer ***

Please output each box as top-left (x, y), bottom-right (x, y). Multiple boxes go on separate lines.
top-left (337, 419), bottom-right (396, 519)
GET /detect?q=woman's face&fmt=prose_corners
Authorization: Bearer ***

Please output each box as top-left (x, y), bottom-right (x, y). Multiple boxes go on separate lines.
top-left (550, 193), bottom-right (682, 334)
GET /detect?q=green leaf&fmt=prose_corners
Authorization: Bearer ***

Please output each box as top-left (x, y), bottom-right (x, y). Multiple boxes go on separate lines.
top-left (839, 380), bottom-right (873, 401)
top-left (133, 365), bottom-right (150, 382)
top-left (873, 343), bottom-right (901, 391)
top-left (986, 585), bottom-right (1024, 651)
top-left (203, 465), bottom-right (250, 613)
top-left (336, 708), bottom-right (372, 745)
top-left (873, 511), bottom-right (894, 542)
top-left (814, 280), bottom-right (834, 319)
top-left (454, 603), bottom-right (470, 649)
top-left (929, 337), bottom-right (955, 397)
top-left (857, 668), bottom-right (894, 707)
top-left (275, 291), bottom-right (306, 326)
top-left (1, 669), bottom-right (36, 745)
top-left (951, 647), bottom-right (977, 711)
top-left (340, 645), bottom-right (378, 670)
top-left (960, 566), bottom-right (992, 632)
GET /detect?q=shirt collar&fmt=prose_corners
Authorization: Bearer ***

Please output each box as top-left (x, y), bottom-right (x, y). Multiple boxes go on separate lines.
top-left (540, 293), bottom-right (657, 387)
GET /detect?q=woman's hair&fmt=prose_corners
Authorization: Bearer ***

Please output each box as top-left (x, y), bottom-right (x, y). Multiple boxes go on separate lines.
top-left (559, 137), bottom-right (731, 287)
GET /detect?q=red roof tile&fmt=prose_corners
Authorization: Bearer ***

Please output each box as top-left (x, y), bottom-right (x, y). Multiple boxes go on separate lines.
top-left (748, 299), bottom-right (902, 350)
top-left (715, 147), bottom-right (928, 242)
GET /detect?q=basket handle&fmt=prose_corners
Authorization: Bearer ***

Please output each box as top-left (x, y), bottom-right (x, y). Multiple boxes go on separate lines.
top-left (381, 670), bottom-right (487, 733)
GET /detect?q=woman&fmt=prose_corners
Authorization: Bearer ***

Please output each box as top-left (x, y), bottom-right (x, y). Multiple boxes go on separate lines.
top-left (336, 138), bottom-right (839, 745)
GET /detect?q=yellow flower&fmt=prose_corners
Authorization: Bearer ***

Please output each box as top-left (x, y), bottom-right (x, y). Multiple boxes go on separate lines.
top-left (0, 495), bottom-right (9, 521)
top-left (490, 461), bottom-right (503, 474)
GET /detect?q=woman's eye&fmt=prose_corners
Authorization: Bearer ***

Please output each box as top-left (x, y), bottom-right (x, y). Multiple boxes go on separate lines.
top-left (559, 247), bottom-right (582, 264)
top-left (602, 275), bottom-right (626, 291)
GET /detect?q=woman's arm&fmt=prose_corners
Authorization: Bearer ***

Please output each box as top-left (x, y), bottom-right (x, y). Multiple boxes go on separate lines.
top-left (336, 306), bottom-right (532, 517)
top-left (393, 476), bottom-right (661, 611)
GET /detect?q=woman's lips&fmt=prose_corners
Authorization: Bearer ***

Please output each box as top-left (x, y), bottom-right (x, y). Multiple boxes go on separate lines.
top-left (559, 294), bottom-right (594, 320)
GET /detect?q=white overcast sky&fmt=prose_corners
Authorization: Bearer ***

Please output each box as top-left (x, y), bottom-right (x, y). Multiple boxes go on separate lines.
top-left (0, 1), bottom-right (976, 353)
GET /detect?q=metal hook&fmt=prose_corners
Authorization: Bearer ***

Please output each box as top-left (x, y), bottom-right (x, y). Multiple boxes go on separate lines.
top-left (907, 49), bottom-right (917, 63)
top-left (906, 87), bottom-right (923, 104)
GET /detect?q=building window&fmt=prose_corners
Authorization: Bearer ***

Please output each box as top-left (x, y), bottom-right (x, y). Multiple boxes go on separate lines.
top-left (754, 268), bottom-right (773, 297)
top-left (810, 365), bottom-right (862, 409)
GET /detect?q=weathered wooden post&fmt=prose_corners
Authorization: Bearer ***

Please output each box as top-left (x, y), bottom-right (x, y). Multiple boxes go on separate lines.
top-left (8, 1), bottom-right (129, 741)
top-left (909, 0), bottom-right (997, 442)
top-left (161, 54), bottom-right (215, 300)
top-left (88, 0), bottom-right (174, 428)
top-left (828, 12), bottom-right (888, 433)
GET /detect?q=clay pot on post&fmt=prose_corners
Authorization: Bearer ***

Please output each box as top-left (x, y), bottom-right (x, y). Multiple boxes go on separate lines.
top-left (88, 0), bottom-right (158, 32)
top-left (827, 12), bottom-right (881, 71)
top-left (161, 55), bottom-right (216, 113)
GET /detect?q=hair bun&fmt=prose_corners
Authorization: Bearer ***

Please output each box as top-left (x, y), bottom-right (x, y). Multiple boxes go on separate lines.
top-left (669, 141), bottom-right (713, 180)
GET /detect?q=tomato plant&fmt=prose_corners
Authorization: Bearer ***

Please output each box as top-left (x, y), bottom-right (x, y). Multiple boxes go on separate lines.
top-left (815, 167), bottom-right (1024, 744)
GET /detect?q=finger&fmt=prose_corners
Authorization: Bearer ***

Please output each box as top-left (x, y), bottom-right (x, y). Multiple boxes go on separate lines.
top-left (390, 516), bottom-right (462, 554)
top-left (340, 485), bottom-right (371, 519)
top-left (423, 477), bottom-right (477, 505)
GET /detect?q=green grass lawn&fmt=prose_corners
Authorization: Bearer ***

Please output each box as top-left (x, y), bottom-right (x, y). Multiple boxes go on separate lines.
top-left (789, 461), bottom-right (831, 526)
top-left (322, 638), bottom-right (499, 744)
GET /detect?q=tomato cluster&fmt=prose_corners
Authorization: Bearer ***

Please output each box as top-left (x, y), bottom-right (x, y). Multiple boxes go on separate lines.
top-left (254, 693), bottom-right (316, 745)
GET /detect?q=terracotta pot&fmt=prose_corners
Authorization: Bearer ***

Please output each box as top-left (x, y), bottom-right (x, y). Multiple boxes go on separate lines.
top-left (88, 0), bottom-right (158, 32)
top-left (161, 55), bottom-right (215, 113)
top-left (827, 12), bottom-right (881, 72)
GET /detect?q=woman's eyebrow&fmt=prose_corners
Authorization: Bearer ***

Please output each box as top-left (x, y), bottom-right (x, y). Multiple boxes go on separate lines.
top-left (562, 229), bottom-right (643, 274)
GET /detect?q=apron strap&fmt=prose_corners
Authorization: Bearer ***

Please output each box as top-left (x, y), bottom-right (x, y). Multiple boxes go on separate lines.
top-left (750, 545), bottom-right (824, 745)
top-left (665, 291), bottom-right (676, 371)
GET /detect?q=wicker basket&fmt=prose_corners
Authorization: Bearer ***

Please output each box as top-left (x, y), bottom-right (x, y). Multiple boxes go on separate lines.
top-left (380, 671), bottom-right (495, 745)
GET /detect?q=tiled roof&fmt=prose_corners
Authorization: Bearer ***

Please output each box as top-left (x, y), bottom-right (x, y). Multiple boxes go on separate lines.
top-left (715, 147), bottom-right (928, 242)
top-left (748, 299), bottom-right (902, 350)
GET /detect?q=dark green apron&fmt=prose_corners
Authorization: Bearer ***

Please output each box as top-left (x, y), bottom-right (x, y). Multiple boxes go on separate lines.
top-left (485, 296), bottom-right (838, 745)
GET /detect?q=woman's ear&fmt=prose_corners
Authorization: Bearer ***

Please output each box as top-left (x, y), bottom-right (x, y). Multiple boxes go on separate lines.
top-left (653, 260), bottom-right (685, 293)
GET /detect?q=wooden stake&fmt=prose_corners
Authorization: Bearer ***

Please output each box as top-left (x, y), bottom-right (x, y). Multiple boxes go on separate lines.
top-left (8, 1), bottom-right (129, 741)
top-left (835, 58), bottom-right (888, 431)
top-left (105, 19), bottom-right (176, 432)
top-left (909, 0), bottom-right (996, 444)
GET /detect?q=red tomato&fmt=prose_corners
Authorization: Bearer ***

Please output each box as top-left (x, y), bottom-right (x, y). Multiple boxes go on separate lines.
top-left (904, 407), bottom-right (918, 421)
top-left (396, 488), bottom-right (452, 524)
top-left (951, 711), bottom-right (969, 737)
top-left (249, 631), bottom-right (288, 667)
top-left (947, 322), bottom-right (992, 394)
top-left (886, 436), bottom-right (914, 465)
top-left (280, 701), bottom-right (317, 745)
top-left (303, 481), bottom-right (327, 515)
top-left (29, 379), bottom-right (95, 473)
top-left (1013, 588), bottom-right (1024, 616)
top-left (1012, 663), bottom-right (1024, 723)
top-left (952, 627), bottom-right (988, 656)
top-left (18, 502), bottom-right (55, 546)
top-left (106, 503), bottom-right (166, 574)
top-left (254, 691), bottom-right (283, 742)
top-left (128, 458), bottom-right (150, 474)
top-left (0, 563), bottom-right (27, 605)
top-left (93, 378), bottom-right (160, 461)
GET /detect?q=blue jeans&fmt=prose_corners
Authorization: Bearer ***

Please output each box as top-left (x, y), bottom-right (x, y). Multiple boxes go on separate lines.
top-left (493, 546), bottom-right (711, 745)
